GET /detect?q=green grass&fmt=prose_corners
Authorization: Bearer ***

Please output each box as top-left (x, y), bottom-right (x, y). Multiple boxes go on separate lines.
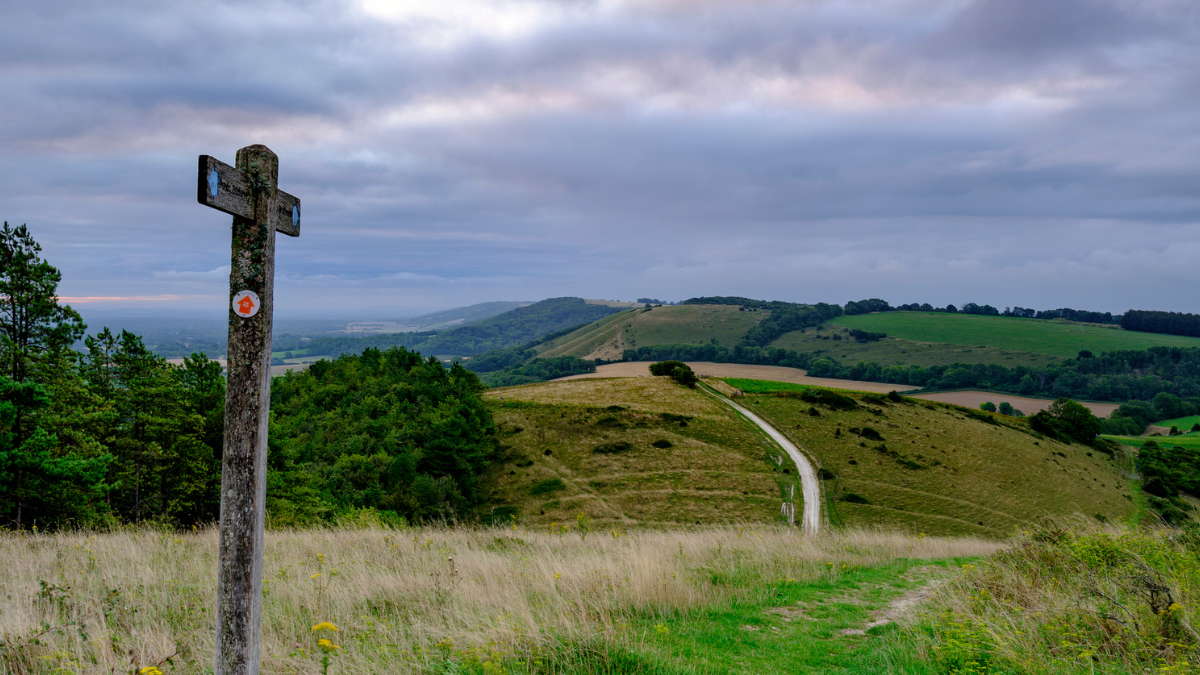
top-left (770, 326), bottom-right (1059, 368)
top-left (825, 311), bottom-right (1200, 359)
top-left (616, 558), bottom-right (969, 674)
top-left (722, 378), bottom-right (812, 394)
top-left (1101, 434), bottom-right (1200, 450)
top-left (1157, 415), bottom-right (1200, 431)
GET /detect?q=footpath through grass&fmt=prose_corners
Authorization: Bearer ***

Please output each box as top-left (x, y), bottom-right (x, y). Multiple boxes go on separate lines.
top-left (0, 525), bottom-right (997, 675)
top-left (830, 312), bottom-right (1200, 359)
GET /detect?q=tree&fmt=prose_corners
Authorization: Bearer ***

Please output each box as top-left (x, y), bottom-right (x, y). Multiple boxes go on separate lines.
top-left (1047, 398), bottom-right (1102, 444)
top-left (0, 376), bottom-right (111, 527)
top-left (0, 223), bottom-right (85, 385)
top-left (980, 402), bottom-right (997, 413)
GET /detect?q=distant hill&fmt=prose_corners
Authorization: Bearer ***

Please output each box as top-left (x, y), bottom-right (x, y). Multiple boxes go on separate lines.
top-left (535, 304), bottom-right (765, 360)
top-left (289, 297), bottom-right (627, 360)
top-left (393, 301), bottom-right (531, 331)
top-left (482, 377), bottom-right (1132, 534)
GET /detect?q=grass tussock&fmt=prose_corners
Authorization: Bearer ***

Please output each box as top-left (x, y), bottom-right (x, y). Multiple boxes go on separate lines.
top-left (904, 517), bottom-right (1200, 674)
top-left (0, 525), bottom-right (997, 674)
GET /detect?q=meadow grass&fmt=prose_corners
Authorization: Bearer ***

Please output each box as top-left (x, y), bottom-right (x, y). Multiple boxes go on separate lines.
top-left (1157, 416), bottom-right (1200, 432)
top-left (0, 525), bottom-right (998, 675)
top-left (897, 518), bottom-right (1200, 674)
top-left (769, 329), bottom-right (1059, 369)
top-left (1102, 435), bottom-right (1200, 450)
top-left (829, 312), bottom-right (1200, 360)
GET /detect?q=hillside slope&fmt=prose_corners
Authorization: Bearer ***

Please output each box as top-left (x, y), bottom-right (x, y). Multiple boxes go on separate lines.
top-left (768, 311), bottom-right (1200, 370)
top-left (535, 304), bottom-right (764, 360)
top-left (741, 382), bottom-right (1134, 536)
top-left (483, 377), bottom-right (789, 526)
top-left (285, 297), bottom-right (627, 360)
top-left (483, 377), bottom-right (1134, 535)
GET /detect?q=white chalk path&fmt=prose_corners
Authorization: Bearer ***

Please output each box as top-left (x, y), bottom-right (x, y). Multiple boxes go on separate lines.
top-left (701, 386), bottom-right (821, 533)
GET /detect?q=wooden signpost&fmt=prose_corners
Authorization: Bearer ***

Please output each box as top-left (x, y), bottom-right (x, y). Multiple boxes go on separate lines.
top-left (197, 145), bottom-right (300, 675)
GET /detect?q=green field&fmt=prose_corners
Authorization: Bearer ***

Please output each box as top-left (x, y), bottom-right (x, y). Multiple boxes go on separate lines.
top-left (824, 312), bottom-right (1200, 359)
top-left (1101, 434), bottom-right (1200, 450)
top-left (1158, 415), bottom-right (1200, 431)
top-left (769, 327), bottom-right (1057, 368)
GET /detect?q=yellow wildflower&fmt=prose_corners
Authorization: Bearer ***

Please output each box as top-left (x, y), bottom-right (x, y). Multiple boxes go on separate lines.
top-left (311, 621), bottom-right (340, 632)
top-left (317, 638), bottom-right (340, 653)
top-left (139, 668), bottom-right (163, 675)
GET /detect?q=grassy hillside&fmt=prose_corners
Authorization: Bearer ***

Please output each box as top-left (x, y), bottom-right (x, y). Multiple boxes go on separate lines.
top-left (483, 377), bottom-right (790, 526)
top-left (732, 380), bottom-right (1134, 536)
top-left (535, 304), bottom-right (763, 360)
top-left (483, 375), bottom-right (1133, 535)
top-left (829, 312), bottom-right (1200, 358)
top-left (769, 325), bottom-right (1058, 368)
top-left (280, 297), bottom-right (627, 360)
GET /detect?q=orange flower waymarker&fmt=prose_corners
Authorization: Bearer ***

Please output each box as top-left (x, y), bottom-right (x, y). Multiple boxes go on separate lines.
top-left (197, 145), bottom-right (302, 675)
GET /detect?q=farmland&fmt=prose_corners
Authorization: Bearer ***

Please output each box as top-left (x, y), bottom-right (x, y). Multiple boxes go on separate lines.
top-left (826, 311), bottom-right (1200, 359)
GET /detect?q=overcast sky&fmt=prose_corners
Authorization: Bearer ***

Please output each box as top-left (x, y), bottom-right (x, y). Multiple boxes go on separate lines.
top-left (2, 0), bottom-right (1198, 317)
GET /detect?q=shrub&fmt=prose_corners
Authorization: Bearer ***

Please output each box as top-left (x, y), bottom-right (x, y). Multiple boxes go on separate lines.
top-left (851, 426), bottom-right (884, 442)
top-left (529, 479), bottom-right (565, 495)
top-left (979, 401), bottom-right (997, 413)
top-left (841, 492), bottom-right (870, 504)
top-left (799, 388), bottom-right (857, 411)
top-left (593, 442), bottom-right (634, 454)
top-left (651, 439), bottom-right (673, 449)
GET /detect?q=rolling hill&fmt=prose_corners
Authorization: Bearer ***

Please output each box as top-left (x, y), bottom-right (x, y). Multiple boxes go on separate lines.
top-left (482, 376), bottom-right (1133, 535)
top-left (534, 304), bottom-right (765, 360)
top-left (276, 297), bottom-right (628, 361)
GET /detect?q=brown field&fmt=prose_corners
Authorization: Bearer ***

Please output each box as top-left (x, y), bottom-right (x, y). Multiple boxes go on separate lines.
top-left (558, 361), bottom-right (918, 394)
top-left (909, 391), bottom-right (1118, 418)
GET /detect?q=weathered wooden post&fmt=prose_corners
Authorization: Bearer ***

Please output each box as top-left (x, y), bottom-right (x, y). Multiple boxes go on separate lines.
top-left (197, 145), bottom-right (301, 675)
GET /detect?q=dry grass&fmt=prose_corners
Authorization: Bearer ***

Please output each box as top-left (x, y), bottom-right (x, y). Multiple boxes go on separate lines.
top-left (748, 390), bottom-right (1135, 537)
top-left (485, 378), bottom-right (787, 526)
top-left (0, 526), bottom-right (999, 674)
top-left (903, 518), bottom-right (1200, 673)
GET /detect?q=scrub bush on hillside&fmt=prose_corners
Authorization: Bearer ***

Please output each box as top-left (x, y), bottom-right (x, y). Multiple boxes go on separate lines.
top-left (269, 348), bottom-right (497, 525)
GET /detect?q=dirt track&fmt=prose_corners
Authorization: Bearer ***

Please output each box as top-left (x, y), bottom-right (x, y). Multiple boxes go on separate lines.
top-left (908, 391), bottom-right (1118, 418)
top-left (559, 362), bottom-right (918, 393)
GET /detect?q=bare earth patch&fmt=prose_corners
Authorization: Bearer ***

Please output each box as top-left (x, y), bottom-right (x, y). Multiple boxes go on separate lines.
top-left (838, 576), bottom-right (949, 636)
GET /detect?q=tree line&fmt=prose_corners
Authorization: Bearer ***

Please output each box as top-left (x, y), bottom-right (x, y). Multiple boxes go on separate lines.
top-left (0, 223), bottom-right (501, 529)
top-left (1121, 310), bottom-right (1200, 339)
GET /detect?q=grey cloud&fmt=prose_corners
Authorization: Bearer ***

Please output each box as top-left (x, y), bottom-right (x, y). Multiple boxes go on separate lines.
top-left (0, 0), bottom-right (1198, 314)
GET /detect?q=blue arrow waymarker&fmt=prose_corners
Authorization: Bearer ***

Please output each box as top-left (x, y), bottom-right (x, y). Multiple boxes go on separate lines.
top-left (209, 168), bottom-right (220, 197)
top-left (292, 204), bottom-right (299, 228)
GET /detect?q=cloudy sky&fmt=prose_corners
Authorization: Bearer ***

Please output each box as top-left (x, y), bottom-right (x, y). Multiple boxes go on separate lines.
top-left (2, 0), bottom-right (1198, 316)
